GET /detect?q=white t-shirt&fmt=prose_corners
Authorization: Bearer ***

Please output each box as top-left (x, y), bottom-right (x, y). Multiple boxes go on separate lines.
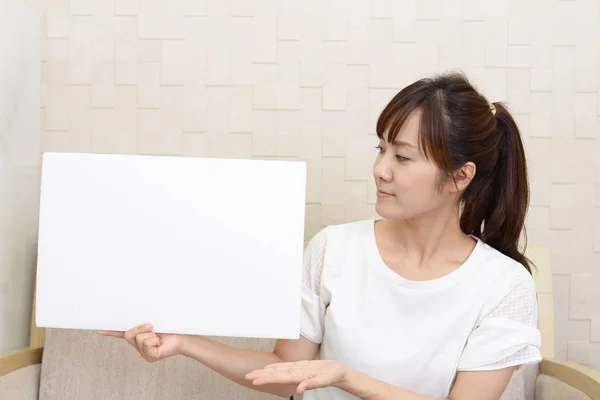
top-left (300, 220), bottom-right (542, 400)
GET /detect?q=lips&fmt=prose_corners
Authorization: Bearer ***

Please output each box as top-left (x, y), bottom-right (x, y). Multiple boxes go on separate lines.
top-left (377, 189), bottom-right (394, 196)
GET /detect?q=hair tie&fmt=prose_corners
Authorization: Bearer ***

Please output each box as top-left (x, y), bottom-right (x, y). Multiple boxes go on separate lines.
top-left (490, 103), bottom-right (497, 115)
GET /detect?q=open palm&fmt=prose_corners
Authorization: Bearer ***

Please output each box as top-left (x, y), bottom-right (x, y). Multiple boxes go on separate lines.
top-left (245, 360), bottom-right (347, 394)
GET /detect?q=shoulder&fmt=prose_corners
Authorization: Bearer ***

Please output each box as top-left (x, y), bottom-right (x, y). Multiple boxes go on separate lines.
top-left (302, 220), bottom-right (373, 298)
top-left (473, 240), bottom-right (537, 312)
top-left (316, 219), bottom-right (374, 244)
top-left (477, 241), bottom-right (535, 285)
top-left (304, 219), bottom-right (374, 269)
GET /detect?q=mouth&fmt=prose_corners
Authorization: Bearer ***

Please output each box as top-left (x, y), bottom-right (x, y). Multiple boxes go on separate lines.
top-left (376, 189), bottom-right (394, 198)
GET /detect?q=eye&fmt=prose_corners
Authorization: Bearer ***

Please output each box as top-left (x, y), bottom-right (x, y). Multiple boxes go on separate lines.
top-left (376, 145), bottom-right (410, 161)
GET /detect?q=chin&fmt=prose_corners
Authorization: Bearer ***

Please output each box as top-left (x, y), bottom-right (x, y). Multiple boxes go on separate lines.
top-left (375, 202), bottom-right (405, 220)
top-left (375, 199), bottom-right (425, 221)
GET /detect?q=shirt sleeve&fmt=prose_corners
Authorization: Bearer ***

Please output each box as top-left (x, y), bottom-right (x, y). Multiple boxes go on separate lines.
top-left (300, 228), bottom-right (328, 344)
top-left (457, 269), bottom-right (542, 371)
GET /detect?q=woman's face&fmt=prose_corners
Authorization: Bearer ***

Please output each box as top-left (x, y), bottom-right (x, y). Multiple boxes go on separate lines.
top-left (373, 109), bottom-right (455, 221)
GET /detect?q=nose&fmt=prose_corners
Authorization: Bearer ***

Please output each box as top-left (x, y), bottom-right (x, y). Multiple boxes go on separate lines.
top-left (373, 155), bottom-right (393, 182)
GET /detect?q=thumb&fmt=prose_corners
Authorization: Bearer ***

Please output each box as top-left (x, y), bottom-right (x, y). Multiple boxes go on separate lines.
top-left (297, 375), bottom-right (331, 393)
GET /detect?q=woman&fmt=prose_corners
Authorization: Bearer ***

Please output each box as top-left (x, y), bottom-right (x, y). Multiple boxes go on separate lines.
top-left (99, 72), bottom-right (542, 400)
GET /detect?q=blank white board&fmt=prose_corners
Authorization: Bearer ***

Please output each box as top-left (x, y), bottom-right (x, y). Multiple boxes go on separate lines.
top-left (35, 152), bottom-right (306, 339)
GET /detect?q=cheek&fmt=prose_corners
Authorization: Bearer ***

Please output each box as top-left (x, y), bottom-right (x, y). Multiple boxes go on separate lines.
top-left (376, 164), bottom-right (445, 219)
top-left (394, 164), bottom-right (439, 196)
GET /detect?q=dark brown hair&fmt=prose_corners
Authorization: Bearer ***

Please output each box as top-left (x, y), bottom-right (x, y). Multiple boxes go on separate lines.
top-left (376, 72), bottom-right (532, 274)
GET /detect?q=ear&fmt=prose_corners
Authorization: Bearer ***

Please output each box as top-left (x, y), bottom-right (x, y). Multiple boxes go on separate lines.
top-left (452, 162), bottom-right (476, 193)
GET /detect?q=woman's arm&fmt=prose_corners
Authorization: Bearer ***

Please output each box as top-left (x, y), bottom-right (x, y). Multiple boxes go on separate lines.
top-left (338, 365), bottom-right (516, 400)
top-left (180, 335), bottom-right (319, 397)
top-left (246, 360), bottom-right (517, 400)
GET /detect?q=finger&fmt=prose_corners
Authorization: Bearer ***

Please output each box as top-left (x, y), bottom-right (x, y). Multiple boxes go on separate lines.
top-left (297, 375), bottom-right (329, 393)
top-left (245, 367), bottom-right (284, 381)
top-left (245, 363), bottom-right (289, 380)
top-left (261, 362), bottom-right (294, 371)
top-left (135, 332), bottom-right (156, 353)
top-left (246, 363), bottom-right (309, 380)
top-left (143, 336), bottom-right (161, 360)
top-left (245, 369), bottom-right (267, 381)
top-left (250, 370), bottom-right (307, 386)
top-left (97, 330), bottom-right (125, 338)
top-left (124, 323), bottom-right (153, 347)
top-left (265, 360), bottom-right (311, 372)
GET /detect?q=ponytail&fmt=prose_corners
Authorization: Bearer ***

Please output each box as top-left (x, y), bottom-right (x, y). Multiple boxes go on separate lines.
top-left (460, 102), bottom-right (533, 273)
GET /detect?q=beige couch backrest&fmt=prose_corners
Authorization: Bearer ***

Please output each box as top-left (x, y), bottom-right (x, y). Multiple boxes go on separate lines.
top-left (39, 329), bottom-right (280, 400)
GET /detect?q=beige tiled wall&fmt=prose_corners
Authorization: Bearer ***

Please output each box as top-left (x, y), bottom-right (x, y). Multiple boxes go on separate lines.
top-left (0, 0), bottom-right (41, 354)
top-left (23, 0), bottom-right (600, 368)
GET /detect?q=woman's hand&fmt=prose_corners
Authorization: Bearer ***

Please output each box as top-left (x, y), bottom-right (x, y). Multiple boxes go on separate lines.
top-left (245, 360), bottom-right (348, 394)
top-left (98, 323), bottom-right (184, 363)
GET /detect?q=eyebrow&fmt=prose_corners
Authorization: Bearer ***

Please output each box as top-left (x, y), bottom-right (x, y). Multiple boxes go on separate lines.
top-left (392, 139), bottom-right (416, 149)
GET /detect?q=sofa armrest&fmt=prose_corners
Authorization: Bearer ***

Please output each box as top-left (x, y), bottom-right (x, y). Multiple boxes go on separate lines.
top-left (0, 347), bottom-right (43, 377)
top-left (539, 358), bottom-right (600, 399)
top-left (0, 348), bottom-right (42, 400)
top-left (0, 364), bottom-right (41, 400)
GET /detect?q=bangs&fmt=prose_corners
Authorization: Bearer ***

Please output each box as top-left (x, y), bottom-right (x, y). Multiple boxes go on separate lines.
top-left (375, 83), bottom-right (454, 173)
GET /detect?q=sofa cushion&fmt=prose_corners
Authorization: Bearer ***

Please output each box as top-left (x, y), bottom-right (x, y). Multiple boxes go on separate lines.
top-left (39, 328), bottom-right (280, 400)
top-left (535, 374), bottom-right (592, 400)
top-left (495, 363), bottom-right (538, 400)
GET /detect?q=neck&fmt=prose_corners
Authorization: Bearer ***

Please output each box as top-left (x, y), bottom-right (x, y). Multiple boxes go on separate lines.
top-left (382, 203), bottom-right (470, 264)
